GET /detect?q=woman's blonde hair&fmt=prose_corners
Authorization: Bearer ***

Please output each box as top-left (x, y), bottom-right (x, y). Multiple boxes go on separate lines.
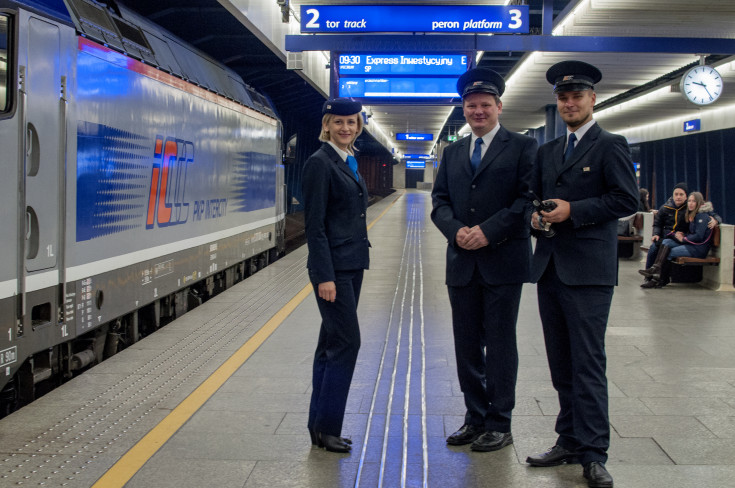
top-left (686, 191), bottom-right (704, 222)
top-left (319, 112), bottom-right (364, 152)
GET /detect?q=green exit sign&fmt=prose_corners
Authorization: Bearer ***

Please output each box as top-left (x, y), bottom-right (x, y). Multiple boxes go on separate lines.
top-left (447, 134), bottom-right (458, 142)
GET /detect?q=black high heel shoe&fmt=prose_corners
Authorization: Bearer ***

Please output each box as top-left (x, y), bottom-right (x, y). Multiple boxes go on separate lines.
top-left (309, 428), bottom-right (352, 446)
top-left (317, 431), bottom-right (351, 453)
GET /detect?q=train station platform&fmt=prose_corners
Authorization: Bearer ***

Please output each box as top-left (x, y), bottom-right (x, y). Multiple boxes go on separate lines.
top-left (1, 190), bottom-right (734, 488)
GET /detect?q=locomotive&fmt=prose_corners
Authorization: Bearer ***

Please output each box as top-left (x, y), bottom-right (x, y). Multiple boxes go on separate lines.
top-left (0, 0), bottom-right (286, 415)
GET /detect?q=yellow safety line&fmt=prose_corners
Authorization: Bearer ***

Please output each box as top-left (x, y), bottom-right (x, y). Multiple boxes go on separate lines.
top-left (92, 191), bottom-right (403, 487)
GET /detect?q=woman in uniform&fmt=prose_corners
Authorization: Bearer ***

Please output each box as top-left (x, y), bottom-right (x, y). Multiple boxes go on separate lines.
top-left (302, 99), bottom-right (370, 453)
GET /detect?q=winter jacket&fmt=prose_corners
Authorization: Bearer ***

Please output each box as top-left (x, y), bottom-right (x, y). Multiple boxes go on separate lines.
top-left (652, 196), bottom-right (687, 239)
top-left (678, 202), bottom-right (718, 258)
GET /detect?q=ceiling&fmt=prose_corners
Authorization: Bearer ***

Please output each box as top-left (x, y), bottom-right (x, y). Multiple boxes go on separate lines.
top-left (118, 0), bottom-right (735, 160)
top-left (355, 0), bottom-right (735, 157)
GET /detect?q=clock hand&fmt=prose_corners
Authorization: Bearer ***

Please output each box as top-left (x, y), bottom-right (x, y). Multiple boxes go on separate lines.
top-left (703, 85), bottom-right (713, 99)
top-left (692, 81), bottom-right (706, 87)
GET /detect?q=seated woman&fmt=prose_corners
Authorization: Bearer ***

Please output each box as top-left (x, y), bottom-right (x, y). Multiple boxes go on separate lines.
top-left (640, 192), bottom-right (720, 288)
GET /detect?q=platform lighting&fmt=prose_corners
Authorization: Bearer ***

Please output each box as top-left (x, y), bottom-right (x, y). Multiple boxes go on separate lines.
top-left (364, 113), bottom-right (392, 146)
top-left (552, 0), bottom-right (588, 36)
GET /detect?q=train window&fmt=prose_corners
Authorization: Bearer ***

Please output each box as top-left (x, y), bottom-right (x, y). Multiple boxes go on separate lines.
top-left (0, 14), bottom-right (9, 112)
top-left (284, 134), bottom-right (297, 164)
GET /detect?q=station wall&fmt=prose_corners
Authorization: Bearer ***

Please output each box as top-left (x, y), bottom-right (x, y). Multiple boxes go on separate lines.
top-left (635, 127), bottom-right (735, 224)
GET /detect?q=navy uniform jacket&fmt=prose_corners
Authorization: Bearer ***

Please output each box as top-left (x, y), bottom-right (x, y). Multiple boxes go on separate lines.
top-left (431, 126), bottom-right (538, 287)
top-left (302, 143), bottom-right (370, 284)
top-left (530, 123), bottom-right (638, 286)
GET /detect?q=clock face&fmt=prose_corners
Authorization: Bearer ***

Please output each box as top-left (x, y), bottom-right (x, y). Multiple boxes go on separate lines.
top-left (681, 65), bottom-right (723, 105)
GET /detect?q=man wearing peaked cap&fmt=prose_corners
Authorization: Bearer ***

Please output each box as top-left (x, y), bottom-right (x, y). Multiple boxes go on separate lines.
top-left (546, 60), bottom-right (602, 94)
top-left (456, 67), bottom-right (506, 98)
top-left (526, 61), bottom-right (638, 488)
top-left (431, 67), bottom-right (538, 453)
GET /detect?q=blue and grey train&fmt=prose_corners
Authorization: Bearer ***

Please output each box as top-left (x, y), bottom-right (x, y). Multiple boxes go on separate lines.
top-left (0, 0), bottom-right (286, 414)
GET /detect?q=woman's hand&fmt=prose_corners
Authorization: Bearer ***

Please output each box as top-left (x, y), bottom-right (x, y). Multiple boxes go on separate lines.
top-left (708, 216), bottom-right (719, 229)
top-left (318, 281), bottom-right (337, 302)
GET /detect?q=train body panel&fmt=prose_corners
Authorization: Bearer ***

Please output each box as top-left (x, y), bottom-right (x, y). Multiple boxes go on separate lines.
top-left (0, 0), bottom-right (286, 409)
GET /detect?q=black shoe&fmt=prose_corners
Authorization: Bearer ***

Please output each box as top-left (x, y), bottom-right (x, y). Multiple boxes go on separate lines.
top-left (309, 428), bottom-right (351, 446)
top-left (470, 431), bottom-right (513, 452)
top-left (446, 424), bottom-right (482, 445)
top-left (638, 267), bottom-right (656, 278)
top-left (583, 462), bottom-right (613, 488)
top-left (640, 278), bottom-right (658, 289)
top-left (526, 445), bottom-right (578, 467)
top-left (316, 432), bottom-right (351, 453)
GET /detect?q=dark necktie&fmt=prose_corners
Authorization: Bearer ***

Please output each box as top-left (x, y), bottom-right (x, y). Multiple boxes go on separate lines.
top-left (470, 137), bottom-right (483, 171)
top-left (564, 133), bottom-right (577, 162)
top-left (346, 155), bottom-right (359, 180)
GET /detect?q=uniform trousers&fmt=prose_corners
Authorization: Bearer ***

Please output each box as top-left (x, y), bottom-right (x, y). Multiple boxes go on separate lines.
top-left (308, 269), bottom-right (363, 437)
top-left (447, 270), bottom-right (522, 433)
top-left (537, 258), bottom-right (613, 465)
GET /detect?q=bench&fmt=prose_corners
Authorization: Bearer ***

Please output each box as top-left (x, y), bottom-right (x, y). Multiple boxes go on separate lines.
top-left (618, 212), bottom-right (645, 259)
top-left (671, 223), bottom-right (734, 291)
top-left (673, 225), bottom-right (720, 266)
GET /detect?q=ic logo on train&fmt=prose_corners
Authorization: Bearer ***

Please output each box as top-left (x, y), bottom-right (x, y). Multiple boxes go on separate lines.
top-left (147, 136), bottom-right (193, 229)
top-left (146, 136), bottom-right (227, 229)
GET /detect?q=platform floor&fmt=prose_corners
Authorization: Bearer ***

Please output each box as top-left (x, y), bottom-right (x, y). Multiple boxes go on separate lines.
top-left (1, 190), bottom-right (735, 488)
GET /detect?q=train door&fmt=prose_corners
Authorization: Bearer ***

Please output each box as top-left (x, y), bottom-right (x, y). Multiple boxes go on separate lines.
top-left (21, 16), bottom-right (61, 274)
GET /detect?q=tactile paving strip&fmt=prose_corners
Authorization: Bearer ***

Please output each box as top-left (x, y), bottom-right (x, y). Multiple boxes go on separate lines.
top-left (0, 255), bottom-right (310, 486)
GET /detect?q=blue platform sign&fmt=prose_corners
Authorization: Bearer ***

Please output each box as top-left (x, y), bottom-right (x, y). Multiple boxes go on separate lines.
top-left (301, 5), bottom-right (529, 34)
top-left (406, 160), bottom-right (426, 169)
top-left (683, 119), bottom-right (701, 132)
top-left (339, 54), bottom-right (468, 76)
top-left (397, 133), bottom-right (433, 141)
top-left (403, 154), bottom-right (432, 160)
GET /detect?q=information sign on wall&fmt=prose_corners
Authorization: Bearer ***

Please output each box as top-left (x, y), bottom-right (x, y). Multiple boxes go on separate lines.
top-left (683, 119), bottom-right (701, 132)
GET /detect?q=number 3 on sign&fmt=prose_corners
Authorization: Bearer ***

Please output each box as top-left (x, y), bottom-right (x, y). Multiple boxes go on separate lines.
top-left (508, 9), bottom-right (522, 29)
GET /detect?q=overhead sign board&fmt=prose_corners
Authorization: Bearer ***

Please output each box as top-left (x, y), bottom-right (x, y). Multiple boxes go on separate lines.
top-left (301, 5), bottom-right (529, 34)
top-left (403, 154), bottom-right (432, 160)
top-left (396, 133), bottom-right (433, 141)
top-left (335, 52), bottom-right (469, 102)
top-left (406, 160), bottom-right (426, 169)
top-left (340, 77), bottom-right (459, 98)
top-left (339, 54), bottom-right (468, 76)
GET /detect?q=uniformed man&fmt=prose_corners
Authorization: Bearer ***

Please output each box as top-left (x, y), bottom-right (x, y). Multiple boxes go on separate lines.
top-left (526, 61), bottom-right (638, 488)
top-left (431, 68), bottom-right (538, 452)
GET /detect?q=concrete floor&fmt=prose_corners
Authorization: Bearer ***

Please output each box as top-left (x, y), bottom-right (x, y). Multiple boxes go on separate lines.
top-left (1, 190), bottom-right (734, 487)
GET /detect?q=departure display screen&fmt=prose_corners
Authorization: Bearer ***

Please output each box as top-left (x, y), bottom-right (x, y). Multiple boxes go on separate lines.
top-left (335, 53), bottom-right (469, 103)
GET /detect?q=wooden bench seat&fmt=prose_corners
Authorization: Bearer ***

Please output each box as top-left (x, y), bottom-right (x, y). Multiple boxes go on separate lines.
top-left (674, 256), bottom-right (720, 265)
top-left (672, 226), bottom-right (720, 266)
top-left (617, 213), bottom-right (645, 259)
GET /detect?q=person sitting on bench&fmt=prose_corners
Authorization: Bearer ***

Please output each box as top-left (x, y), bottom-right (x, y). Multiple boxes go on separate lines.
top-left (639, 192), bottom-right (721, 288)
top-left (640, 183), bottom-right (689, 287)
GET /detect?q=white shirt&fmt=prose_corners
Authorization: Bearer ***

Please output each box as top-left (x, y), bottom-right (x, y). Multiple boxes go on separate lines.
top-left (566, 118), bottom-right (596, 151)
top-left (326, 141), bottom-right (351, 162)
top-left (469, 123), bottom-right (501, 161)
